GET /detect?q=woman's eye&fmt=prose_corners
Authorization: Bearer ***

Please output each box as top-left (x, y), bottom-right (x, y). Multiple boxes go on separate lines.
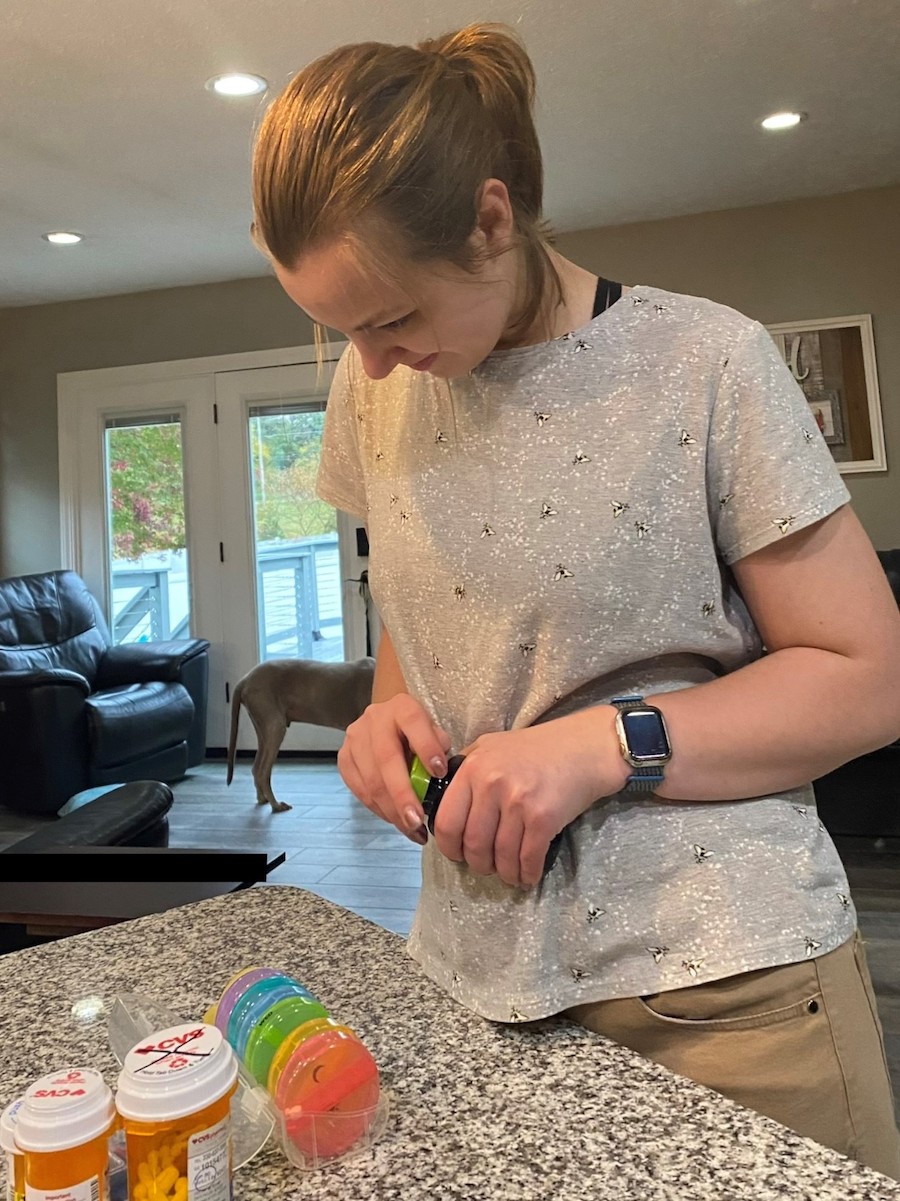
top-left (380, 313), bottom-right (413, 331)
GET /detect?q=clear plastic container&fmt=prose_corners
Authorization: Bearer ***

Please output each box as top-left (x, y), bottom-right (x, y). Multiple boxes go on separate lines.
top-left (0, 1097), bottom-right (25, 1201)
top-left (115, 1023), bottom-right (238, 1201)
top-left (15, 1068), bottom-right (116, 1201)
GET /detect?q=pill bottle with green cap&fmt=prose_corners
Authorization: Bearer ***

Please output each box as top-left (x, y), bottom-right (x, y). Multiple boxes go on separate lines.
top-left (15, 1068), bottom-right (116, 1201)
top-left (115, 1023), bottom-right (238, 1201)
top-left (0, 1098), bottom-right (25, 1201)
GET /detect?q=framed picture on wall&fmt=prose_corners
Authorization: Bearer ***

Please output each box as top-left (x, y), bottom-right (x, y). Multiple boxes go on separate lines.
top-left (765, 314), bottom-right (886, 473)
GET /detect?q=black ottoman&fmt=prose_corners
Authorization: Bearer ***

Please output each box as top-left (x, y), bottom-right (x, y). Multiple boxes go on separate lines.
top-left (1, 781), bottom-right (173, 852)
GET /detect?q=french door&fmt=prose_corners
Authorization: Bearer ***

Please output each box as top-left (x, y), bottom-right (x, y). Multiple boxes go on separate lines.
top-left (59, 347), bottom-right (370, 754)
top-left (213, 363), bottom-right (369, 752)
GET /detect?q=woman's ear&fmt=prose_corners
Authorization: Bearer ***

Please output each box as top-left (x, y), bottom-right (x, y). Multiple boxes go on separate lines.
top-left (471, 178), bottom-right (515, 250)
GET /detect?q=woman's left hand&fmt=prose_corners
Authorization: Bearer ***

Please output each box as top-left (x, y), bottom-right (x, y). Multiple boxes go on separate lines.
top-left (432, 707), bottom-right (630, 889)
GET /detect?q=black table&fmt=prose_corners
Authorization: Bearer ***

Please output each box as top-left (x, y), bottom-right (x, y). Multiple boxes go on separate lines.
top-left (0, 847), bottom-right (286, 940)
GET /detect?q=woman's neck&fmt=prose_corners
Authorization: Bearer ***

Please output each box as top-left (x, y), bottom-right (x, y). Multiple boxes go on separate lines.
top-left (499, 248), bottom-right (602, 349)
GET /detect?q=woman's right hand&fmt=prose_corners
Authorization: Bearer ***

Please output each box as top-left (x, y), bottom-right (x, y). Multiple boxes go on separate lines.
top-left (337, 693), bottom-right (452, 844)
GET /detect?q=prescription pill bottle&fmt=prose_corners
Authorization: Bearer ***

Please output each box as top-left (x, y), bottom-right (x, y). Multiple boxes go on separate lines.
top-left (0, 1098), bottom-right (25, 1201)
top-left (115, 1023), bottom-right (237, 1201)
top-left (15, 1068), bottom-right (116, 1201)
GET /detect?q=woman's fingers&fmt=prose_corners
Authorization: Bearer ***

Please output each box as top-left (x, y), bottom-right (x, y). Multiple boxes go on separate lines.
top-left (337, 740), bottom-right (390, 824)
top-left (336, 694), bottom-right (449, 840)
top-left (493, 809), bottom-right (527, 889)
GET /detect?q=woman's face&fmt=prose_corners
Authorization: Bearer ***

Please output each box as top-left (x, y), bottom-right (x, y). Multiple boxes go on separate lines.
top-left (274, 236), bottom-right (518, 380)
top-left (273, 182), bottom-right (524, 379)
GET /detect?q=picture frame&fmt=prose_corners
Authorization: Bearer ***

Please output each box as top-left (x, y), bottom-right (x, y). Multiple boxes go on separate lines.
top-left (765, 314), bottom-right (886, 473)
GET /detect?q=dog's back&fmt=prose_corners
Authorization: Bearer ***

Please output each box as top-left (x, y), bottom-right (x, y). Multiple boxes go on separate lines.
top-left (226, 656), bottom-right (376, 784)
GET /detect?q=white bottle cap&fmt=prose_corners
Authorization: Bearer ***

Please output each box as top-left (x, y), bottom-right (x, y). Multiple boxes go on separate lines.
top-left (0, 1098), bottom-right (23, 1153)
top-left (16, 1069), bottom-right (115, 1152)
top-left (116, 1023), bottom-right (238, 1122)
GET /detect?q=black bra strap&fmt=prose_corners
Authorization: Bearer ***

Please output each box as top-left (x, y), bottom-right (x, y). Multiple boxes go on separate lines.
top-left (592, 276), bottom-right (623, 317)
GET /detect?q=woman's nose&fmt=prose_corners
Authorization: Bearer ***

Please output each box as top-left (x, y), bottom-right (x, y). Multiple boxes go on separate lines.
top-left (357, 343), bottom-right (401, 380)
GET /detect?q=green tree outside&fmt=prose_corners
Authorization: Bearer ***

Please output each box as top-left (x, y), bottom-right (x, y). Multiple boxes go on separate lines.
top-left (108, 412), bottom-right (334, 562)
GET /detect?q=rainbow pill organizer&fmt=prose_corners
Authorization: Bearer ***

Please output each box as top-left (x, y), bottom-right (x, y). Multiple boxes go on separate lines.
top-left (106, 973), bottom-right (389, 1173)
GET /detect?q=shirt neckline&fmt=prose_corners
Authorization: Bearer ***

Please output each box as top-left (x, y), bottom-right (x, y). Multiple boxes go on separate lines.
top-left (473, 284), bottom-right (653, 371)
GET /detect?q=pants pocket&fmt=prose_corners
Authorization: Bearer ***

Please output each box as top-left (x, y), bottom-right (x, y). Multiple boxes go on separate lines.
top-left (637, 957), bottom-right (822, 1032)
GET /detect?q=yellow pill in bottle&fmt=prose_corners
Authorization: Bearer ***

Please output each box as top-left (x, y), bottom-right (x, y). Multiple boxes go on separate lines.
top-left (115, 1023), bottom-right (237, 1201)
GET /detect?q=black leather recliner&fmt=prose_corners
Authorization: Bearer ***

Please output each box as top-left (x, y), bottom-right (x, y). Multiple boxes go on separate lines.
top-left (813, 550), bottom-right (900, 839)
top-left (0, 570), bottom-right (209, 816)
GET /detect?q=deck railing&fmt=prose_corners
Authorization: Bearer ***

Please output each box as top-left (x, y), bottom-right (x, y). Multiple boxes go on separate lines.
top-left (111, 535), bottom-right (341, 660)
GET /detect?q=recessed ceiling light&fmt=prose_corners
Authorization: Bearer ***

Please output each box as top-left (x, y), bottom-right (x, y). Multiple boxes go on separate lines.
top-left (206, 73), bottom-right (268, 97)
top-left (42, 231), bottom-right (83, 244)
top-left (760, 111), bottom-right (807, 131)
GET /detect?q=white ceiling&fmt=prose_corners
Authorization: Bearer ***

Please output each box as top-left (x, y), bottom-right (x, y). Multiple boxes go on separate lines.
top-left (2, 0), bottom-right (899, 308)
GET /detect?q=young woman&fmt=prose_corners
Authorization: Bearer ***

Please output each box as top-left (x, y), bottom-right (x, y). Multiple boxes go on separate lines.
top-left (251, 24), bottom-right (900, 1177)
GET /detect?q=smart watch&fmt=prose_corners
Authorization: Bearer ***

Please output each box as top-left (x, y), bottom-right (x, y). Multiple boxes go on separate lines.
top-left (610, 695), bottom-right (672, 793)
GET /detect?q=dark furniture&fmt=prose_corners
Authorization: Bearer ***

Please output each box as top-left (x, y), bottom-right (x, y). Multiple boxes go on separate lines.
top-left (814, 550), bottom-right (900, 839)
top-left (0, 780), bottom-right (173, 851)
top-left (0, 570), bottom-right (209, 817)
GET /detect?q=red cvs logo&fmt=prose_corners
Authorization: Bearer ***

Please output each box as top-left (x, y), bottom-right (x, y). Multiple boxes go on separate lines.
top-left (134, 1028), bottom-right (206, 1071)
top-left (35, 1069), bottom-right (87, 1099)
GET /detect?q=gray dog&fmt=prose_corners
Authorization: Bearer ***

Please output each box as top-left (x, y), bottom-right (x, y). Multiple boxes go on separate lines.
top-left (226, 656), bottom-right (376, 812)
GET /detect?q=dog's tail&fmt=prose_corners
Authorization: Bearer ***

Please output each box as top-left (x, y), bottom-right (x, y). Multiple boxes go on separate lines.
top-left (226, 678), bottom-right (244, 785)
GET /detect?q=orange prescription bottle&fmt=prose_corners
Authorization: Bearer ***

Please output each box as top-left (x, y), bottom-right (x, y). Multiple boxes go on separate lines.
top-left (1, 1098), bottom-right (25, 1201)
top-left (15, 1068), bottom-right (116, 1201)
top-left (115, 1023), bottom-right (238, 1201)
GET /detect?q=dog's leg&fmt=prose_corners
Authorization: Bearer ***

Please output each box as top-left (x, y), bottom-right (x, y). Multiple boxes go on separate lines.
top-left (248, 711), bottom-right (292, 813)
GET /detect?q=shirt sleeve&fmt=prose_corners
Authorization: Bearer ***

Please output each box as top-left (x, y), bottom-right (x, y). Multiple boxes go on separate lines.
top-left (707, 319), bottom-right (851, 565)
top-left (315, 344), bottom-right (368, 520)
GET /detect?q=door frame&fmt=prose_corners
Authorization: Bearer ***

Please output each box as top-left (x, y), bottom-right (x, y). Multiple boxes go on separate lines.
top-left (57, 340), bottom-right (355, 750)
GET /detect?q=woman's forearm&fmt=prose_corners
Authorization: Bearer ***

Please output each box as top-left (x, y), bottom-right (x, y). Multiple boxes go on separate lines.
top-left (372, 622), bottom-right (409, 704)
top-left (638, 646), bottom-right (900, 801)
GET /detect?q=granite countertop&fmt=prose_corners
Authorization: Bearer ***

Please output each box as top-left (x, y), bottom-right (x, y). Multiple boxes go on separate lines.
top-left (0, 885), bottom-right (897, 1201)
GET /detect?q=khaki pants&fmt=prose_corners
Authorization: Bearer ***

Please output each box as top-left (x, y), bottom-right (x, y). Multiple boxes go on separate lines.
top-left (565, 932), bottom-right (900, 1180)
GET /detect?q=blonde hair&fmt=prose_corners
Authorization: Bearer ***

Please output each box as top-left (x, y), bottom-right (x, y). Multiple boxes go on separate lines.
top-left (251, 23), bottom-right (562, 343)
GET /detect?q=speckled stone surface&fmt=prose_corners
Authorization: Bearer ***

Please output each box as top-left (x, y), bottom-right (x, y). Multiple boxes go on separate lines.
top-left (0, 886), bottom-right (897, 1200)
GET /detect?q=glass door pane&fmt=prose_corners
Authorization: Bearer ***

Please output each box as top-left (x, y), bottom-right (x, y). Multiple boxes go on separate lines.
top-left (105, 414), bottom-right (192, 643)
top-left (248, 403), bottom-right (344, 663)
top-left (214, 359), bottom-right (368, 754)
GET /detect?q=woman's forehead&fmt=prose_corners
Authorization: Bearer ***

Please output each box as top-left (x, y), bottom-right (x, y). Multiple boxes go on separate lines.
top-left (277, 238), bottom-right (414, 330)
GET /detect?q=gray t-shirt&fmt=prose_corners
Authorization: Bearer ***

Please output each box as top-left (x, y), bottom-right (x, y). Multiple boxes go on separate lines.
top-left (316, 283), bottom-right (856, 1023)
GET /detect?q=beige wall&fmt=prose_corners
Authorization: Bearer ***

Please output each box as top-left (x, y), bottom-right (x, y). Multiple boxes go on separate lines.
top-left (1, 182), bottom-right (898, 577)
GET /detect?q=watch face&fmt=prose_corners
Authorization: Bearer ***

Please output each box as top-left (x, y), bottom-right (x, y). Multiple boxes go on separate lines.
top-left (621, 708), bottom-right (671, 762)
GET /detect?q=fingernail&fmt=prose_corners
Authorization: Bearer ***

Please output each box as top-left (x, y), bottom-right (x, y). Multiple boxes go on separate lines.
top-left (406, 825), bottom-right (428, 846)
top-left (430, 756), bottom-right (447, 776)
top-left (404, 806), bottom-right (424, 832)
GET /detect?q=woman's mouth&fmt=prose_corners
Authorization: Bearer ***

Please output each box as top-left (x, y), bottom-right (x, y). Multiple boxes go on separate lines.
top-left (410, 353), bottom-right (438, 372)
